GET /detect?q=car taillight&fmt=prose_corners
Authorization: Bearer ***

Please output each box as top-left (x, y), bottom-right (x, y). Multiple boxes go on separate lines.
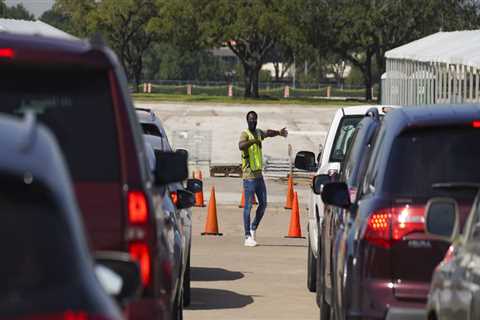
top-left (364, 205), bottom-right (425, 249)
top-left (170, 191), bottom-right (178, 206)
top-left (128, 191), bottom-right (148, 224)
top-left (21, 311), bottom-right (111, 320)
top-left (472, 120), bottom-right (480, 128)
top-left (0, 48), bottom-right (15, 59)
top-left (129, 242), bottom-right (151, 286)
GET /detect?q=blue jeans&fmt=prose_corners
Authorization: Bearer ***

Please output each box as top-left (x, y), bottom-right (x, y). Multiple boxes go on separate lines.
top-left (243, 177), bottom-right (267, 238)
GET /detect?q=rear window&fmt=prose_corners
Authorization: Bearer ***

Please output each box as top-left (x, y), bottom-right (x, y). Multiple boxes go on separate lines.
top-left (384, 127), bottom-right (480, 197)
top-left (0, 174), bottom-right (75, 309)
top-left (141, 123), bottom-right (162, 137)
top-left (0, 65), bottom-right (119, 182)
top-left (329, 116), bottom-right (362, 162)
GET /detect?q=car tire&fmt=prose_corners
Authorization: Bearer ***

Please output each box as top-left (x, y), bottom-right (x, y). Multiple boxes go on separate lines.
top-left (183, 254), bottom-right (191, 307)
top-left (307, 236), bottom-right (317, 292)
top-left (316, 232), bottom-right (330, 320)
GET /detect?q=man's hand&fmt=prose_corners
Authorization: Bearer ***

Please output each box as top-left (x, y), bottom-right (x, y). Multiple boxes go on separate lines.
top-left (280, 127), bottom-right (288, 138)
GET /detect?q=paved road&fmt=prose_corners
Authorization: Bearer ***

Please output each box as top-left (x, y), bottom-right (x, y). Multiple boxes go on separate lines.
top-left (185, 177), bottom-right (318, 320)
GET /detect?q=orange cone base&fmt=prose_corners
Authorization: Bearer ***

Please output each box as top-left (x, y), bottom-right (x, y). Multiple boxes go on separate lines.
top-left (284, 235), bottom-right (305, 239)
top-left (201, 232), bottom-right (223, 236)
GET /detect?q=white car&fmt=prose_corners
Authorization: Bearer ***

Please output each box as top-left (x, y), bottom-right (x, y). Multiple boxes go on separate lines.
top-left (295, 105), bottom-right (397, 293)
top-left (136, 107), bottom-right (195, 308)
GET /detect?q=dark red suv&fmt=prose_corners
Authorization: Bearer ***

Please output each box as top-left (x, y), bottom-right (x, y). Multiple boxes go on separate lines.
top-left (0, 33), bottom-right (184, 319)
top-left (321, 105), bottom-right (480, 319)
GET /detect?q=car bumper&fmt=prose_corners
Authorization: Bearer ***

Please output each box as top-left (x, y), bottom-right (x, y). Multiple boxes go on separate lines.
top-left (385, 307), bottom-right (426, 320)
top-left (125, 297), bottom-right (170, 320)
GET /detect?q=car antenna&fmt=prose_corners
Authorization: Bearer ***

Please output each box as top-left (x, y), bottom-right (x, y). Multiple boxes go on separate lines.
top-left (19, 111), bottom-right (37, 153)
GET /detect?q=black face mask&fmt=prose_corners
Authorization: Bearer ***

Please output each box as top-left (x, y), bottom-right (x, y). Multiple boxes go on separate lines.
top-left (248, 120), bottom-right (257, 132)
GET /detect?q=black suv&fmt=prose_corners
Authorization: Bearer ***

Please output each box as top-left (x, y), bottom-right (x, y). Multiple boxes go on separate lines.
top-left (322, 105), bottom-right (480, 319)
top-left (0, 114), bottom-right (141, 320)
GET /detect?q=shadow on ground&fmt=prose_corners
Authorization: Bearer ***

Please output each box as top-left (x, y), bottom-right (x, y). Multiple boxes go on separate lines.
top-left (187, 288), bottom-right (255, 310)
top-left (191, 267), bottom-right (244, 282)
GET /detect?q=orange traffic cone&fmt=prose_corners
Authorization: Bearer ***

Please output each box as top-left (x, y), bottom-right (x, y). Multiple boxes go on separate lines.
top-left (194, 170), bottom-right (205, 207)
top-left (201, 187), bottom-right (223, 236)
top-left (284, 174), bottom-right (294, 209)
top-left (285, 192), bottom-right (304, 238)
top-left (238, 189), bottom-right (258, 208)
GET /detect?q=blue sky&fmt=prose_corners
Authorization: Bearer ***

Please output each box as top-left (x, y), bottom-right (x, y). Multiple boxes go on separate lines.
top-left (5, 0), bottom-right (54, 18)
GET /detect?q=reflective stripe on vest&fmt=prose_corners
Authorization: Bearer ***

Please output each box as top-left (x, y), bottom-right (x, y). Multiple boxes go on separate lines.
top-left (242, 130), bottom-right (263, 172)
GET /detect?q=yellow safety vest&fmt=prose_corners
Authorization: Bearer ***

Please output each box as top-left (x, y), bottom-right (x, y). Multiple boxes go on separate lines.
top-left (242, 129), bottom-right (263, 172)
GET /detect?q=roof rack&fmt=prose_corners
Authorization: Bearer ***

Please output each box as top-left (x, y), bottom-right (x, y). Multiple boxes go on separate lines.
top-left (19, 111), bottom-right (37, 153)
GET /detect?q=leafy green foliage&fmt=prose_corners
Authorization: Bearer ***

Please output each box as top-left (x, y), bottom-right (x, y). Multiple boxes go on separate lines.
top-left (0, 1), bottom-right (34, 20)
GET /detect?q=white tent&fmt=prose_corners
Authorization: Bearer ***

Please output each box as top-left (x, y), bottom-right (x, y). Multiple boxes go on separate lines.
top-left (0, 18), bottom-right (77, 40)
top-left (383, 30), bottom-right (480, 105)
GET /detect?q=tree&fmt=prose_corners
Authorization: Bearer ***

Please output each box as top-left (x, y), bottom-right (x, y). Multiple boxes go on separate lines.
top-left (0, 1), bottom-right (34, 20)
top-left (306, 0), bottom-right (480, 100)
top-left (157, 0), bottom-right (306, 98)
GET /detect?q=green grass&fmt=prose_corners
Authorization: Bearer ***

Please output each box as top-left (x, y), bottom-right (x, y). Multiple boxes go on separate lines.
top-left (132, 93), bottom-right (375, 106)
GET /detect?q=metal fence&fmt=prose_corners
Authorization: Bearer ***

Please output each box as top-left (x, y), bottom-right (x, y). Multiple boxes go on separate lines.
top-left (171, 130), bottom-right (212, 165)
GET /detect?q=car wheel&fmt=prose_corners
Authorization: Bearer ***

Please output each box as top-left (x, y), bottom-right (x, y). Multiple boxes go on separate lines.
top-left (316, 228), bottom-right (330, 320)
top-left (183, 254), bottom-right (191, 307)
top-left (307, 236), bottom-right (317, 292)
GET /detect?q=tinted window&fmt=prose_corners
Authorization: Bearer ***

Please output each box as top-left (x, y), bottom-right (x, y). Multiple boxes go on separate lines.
top-left (0, 174), bottom-right (74, 309)
top-left (0, 66), bottom-right (119, 182)
top-left (384, 127), bottom-right (480, 197)
top-left (142, 123), bottom-right (162, 137)
top-left (329, 116), bottom-right (362, 162)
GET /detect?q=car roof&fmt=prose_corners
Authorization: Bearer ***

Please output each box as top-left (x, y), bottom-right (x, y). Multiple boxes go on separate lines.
top-left (342, 105), bottom-right (401, 116)
top-left (136, 108), bottom-right (156, 124)
top-left (384, 104), bottom-right (480, 130)
top-left (0, 32), bottom-right (111, 67)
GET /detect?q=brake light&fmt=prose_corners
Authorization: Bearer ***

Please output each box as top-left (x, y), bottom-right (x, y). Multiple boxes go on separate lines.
top-left (472, 120), bottom-right (480, 128)
top-left (170, 191), bottom-right (178, 206)
top-left (364, 205), bottom-right (425, 249)
top-left (0, 48), bottom-right (15, 59)
top-left (20, 311), bottom-right (110, 320)
top-left (129, 242), bottom-right (151, 286)
top-left (128, 191), bottom-right (148, 224)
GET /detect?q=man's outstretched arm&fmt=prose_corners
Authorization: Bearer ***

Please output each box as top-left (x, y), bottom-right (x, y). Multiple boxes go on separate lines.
top-left (264, 127), bottom-right (288, 138)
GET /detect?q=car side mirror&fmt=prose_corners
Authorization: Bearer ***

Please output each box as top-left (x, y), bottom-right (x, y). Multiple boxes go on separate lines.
top-left (187, 178), bottom-right (202, 193)
top-left (177, 189), bottom-right (195, 209)
top-left (295, 151), bottom-right (317, 172)
top-left (425, 198), bottom-right (460, 242)
top-left (154, 150), bottom-right (188, 185)
top-left (95, 252), bottom-right (142, 306)
top-left (312, 174), bottom-right (331, 195)
top-left (321, 182), bottom-right (351, 209)
top-left (176, 148), bottom-right (189, 159)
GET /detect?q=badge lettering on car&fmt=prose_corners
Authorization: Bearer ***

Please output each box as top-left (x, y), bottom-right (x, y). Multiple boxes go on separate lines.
top-left (408, 240), bottom-right (431, 248)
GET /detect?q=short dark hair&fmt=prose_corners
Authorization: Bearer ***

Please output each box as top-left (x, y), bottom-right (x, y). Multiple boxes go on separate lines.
top-left (246, 111), bottom-right (257, 120)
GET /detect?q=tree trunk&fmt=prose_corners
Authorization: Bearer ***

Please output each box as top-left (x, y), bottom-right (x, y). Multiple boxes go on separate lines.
top-left (243, 64), bottom-right (252, 98)
top-left (252, 65), bottom-right (262, 98)
top-left (364, 53), bottom-right (373, 101)
top-left (273, 61), bottom-right (280, 82)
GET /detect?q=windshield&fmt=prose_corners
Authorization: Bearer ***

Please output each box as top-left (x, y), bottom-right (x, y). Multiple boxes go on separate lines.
top-left (329, 115), bottom-right (362, 162)
top-left (384, 126), bottom-right (480, 197)
top-left (0, 65), bottom-right (120, 182)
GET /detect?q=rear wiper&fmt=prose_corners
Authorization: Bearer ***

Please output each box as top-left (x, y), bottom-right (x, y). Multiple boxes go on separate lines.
top-left (432, 182), bottom-right (480, 190)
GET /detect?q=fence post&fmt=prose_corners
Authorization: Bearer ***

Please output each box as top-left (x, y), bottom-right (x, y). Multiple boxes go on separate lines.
top-left (147, 83), bottom-right (152, 94)
top-left (187, 84), bottom-right (192, 96)
top-left (143, 83), bottom-right (147, 93)
top-left (284, 86), bottom-right (290, 98)
top-left (326, 86), bottom-right (331, 98)
top-left (228, 84), bottom-right (233, 97)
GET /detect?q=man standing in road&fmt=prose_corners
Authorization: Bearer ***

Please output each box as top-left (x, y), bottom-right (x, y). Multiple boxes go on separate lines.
top-left (239, 111), bottom-right (288, 247)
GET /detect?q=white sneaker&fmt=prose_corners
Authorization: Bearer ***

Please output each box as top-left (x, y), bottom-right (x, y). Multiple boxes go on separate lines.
top-left (250, 229), bottom-right (256, 241)
top-left (244, 236), bottom-right (257, 247)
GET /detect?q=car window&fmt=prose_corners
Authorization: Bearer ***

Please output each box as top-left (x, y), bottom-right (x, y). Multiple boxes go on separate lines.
top-left (384, 127), bottom-right (480, 197)
top-left (0, 174), bottom-right (75, 309)
top-left (0, 66), bottom-right (120, 182)
top-left (362, 125), bottom-right (386, 195)
top-left (329, 116), bottom-right (362, 163)
top-left (141, 123), bottom-right (162, 137)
